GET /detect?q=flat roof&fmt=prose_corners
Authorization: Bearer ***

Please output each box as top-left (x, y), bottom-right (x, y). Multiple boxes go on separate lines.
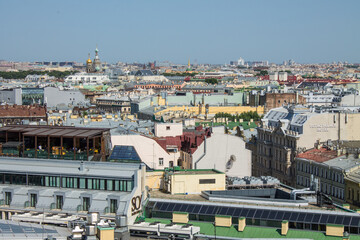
top-left (0, 157), bottom-right (142, 178)
top-left (145, 218), bottom-right (359, 240)
top-left (0, 125), bottom-right (109, 138)
top-left (0, 220), bottom-right (71, 239)
top-left (160, 169), bottom-right (224, 175)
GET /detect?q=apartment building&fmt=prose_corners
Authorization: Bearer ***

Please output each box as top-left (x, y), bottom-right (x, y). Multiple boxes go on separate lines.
top-left (253, 105), bottom-right (360, 186)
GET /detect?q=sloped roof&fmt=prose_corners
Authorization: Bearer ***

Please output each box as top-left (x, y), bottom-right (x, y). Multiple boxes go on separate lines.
top-left (297, 147), bottom-right (340, 163)
top-left (0, 105), bottom-right (46, 117)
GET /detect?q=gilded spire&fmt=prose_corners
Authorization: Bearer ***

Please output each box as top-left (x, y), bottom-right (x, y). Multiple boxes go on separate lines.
top-left (86, 53), bottom-right (92, 64)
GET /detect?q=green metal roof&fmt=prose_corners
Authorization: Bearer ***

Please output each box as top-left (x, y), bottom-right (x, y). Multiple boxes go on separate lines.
top-left (145, 218), bottom-right (360, 239)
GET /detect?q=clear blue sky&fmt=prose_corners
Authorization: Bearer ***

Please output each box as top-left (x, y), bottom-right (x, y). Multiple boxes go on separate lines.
top-left (0, 0), bottom-right (359, 64)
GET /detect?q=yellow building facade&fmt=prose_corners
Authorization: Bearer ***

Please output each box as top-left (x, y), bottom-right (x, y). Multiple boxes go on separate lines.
top-left (154, 105), bottom-right (264, 117)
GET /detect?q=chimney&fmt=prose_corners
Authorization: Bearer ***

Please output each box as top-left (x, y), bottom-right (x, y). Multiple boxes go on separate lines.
top-left (337, 149), bottom-right (342, 156)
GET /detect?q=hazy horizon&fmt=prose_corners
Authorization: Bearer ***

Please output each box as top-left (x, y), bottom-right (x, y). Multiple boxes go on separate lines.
top-left (1, 0), bottom-right (359, 64)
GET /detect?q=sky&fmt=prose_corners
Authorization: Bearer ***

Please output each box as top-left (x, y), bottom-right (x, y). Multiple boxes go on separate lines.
top-left (0, 0), bottom-right (359, 64)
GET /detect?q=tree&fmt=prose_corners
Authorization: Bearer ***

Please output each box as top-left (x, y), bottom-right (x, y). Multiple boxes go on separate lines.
top-left (205, 78), bottom-right (218, 84)
top-left (0, 70), bottom-right (78, 79)
top-left (255, 70), bottom-right (268, 76)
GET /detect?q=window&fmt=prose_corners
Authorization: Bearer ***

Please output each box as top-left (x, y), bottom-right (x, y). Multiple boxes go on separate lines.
top-left (82, 197), bottom-right (90, 212)
top-left (110, 199), bottom-right (118, 213)
top-left (199, 179), bottom-right (216, 184)
top-left (45, 176), bottom-right (60, 187)
top-left (166, 126), bottom-right (170, 130)
top-left (107, 180), bottom-right (113, 191)
top-left (56, 195), bottom-right (63, 210)
top-left (4, 192), bottom-right (11, 205)
top-left (30, 194), bottom-right (37, 208)
top-left (79, 178), bottom-right (86, 189)
top-left (159, 158), bottom-right (164, 166)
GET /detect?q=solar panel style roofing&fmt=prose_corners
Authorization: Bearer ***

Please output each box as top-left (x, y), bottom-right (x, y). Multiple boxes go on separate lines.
top-left (147, 199), bottom-right (360, 228)
top-left (109, 145), bottom-right (141, 162)
top-left (0, 220), bottom-right (58, 237)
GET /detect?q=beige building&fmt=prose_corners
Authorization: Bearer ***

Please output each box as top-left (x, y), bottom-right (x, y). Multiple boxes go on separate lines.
top-left (345, 169), bottom-right (360, 209)
top-left (154, 122), bottom-right (183, 137)
top-left (295, 146), bottom-right (360, 204)
top-left (146, 169), bottom-right (225, 194)
top-left (253, 106), bottom-right (360, 186)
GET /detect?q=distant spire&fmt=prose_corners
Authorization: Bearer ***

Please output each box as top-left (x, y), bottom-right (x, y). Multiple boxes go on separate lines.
top-left (188, 58), bottom-right (190, 68)
top-left (95, 45), bottom-right (99, 60)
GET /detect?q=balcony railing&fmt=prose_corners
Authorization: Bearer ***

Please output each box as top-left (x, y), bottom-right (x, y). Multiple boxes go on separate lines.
top-left (36, 150), bottom-right (49, 159)
top-left (23, 148), bottom-right (97, 160)
top-left (24, 149), bottom-right (36, 158)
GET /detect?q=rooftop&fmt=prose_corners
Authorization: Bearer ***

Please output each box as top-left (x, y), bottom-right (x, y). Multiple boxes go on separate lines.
top-left (297, 147), bottom-right (360, 171)
top-left (0, 156), bottom-right (142, 178)
top-left (0, 219), bottom-right (70, 239)
top-left (297, 147), bottom-right (340, 163)
top-left (108, 145), bottom-right (141, 163)
top-left (0, 104), bottom-right (46, 117)
top-left (145, 218), bottom-right (357, 240)
top-left (0, 125), bottom-right (109, 138)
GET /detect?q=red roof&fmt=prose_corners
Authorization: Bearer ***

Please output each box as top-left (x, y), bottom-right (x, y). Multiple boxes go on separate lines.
top-left (297, 147), bottom-right (340, 163)
top-left (154, 127), bottom-right (211, 154)
top-left (0, 104), bottom-right (46, 117)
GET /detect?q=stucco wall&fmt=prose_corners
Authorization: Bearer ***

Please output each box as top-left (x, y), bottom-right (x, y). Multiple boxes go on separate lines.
top-left (111, 135), bottom-right (174, 169)
top-left (0, 89), bottom-right (17, 104)
top-left (192, 127), bottom-right (251, 177)
top-left (170, 172), bottom-right (225, 194)
top-left (145, 171), bottom-right (164, 190)
top-left (155, 122), bottom-right (183, 137)
top-left (298, 112), bottom-right (360, 149)
top-left (44, 87), bottom-right (86, 108)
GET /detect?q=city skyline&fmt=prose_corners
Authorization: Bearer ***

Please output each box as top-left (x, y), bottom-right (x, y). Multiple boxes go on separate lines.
top-left (0, 0), bottom-right (359, 64)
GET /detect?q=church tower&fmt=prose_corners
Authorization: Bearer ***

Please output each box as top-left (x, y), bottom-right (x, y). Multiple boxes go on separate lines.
top-left (93, 46), bottom-right (102, 72)
top-left (86, 53), bottom-right (93, 73)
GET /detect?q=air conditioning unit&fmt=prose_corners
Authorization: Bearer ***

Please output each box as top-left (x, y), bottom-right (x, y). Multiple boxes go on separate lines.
top-left (115, 215), bottom-right (127, 227)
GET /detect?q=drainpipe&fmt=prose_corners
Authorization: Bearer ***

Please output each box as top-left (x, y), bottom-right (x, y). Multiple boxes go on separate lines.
top-left (194, 136), bottom-right (206, 169)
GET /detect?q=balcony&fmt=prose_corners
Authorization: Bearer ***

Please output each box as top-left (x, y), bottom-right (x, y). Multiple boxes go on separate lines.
top-left (23, 148), bottom-right (98, 161)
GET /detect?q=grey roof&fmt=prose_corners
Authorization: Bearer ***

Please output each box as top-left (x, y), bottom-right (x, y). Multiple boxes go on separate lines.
top-left (134, 70), bottom-right (154, 76)
top-left (242, 128), bottom-right (257, 141)
top-left (0, 220), bottom-right (70, 239)
top-left (324, 155), bottom-right (360, 171)
top-left (0, 157), bottom-right (141, 178)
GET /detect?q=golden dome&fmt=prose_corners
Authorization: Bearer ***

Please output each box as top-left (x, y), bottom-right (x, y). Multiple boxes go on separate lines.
top-left (86, 53), bottom-right (92, 64)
